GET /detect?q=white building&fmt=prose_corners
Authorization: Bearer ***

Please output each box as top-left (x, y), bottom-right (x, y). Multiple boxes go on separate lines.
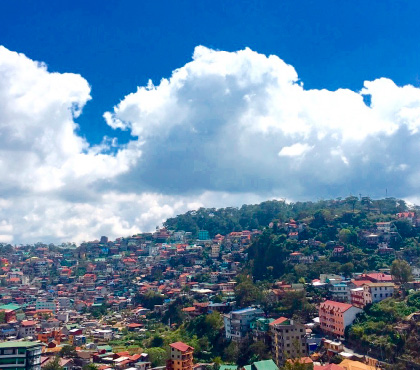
top-left (223, 307), bottom-right (264, 341)
top-left (329, 282), bottom-right (351, 303)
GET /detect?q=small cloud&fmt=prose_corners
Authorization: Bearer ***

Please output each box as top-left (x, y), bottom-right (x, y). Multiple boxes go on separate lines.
top-left (279, 143), bottom-right (313, 157)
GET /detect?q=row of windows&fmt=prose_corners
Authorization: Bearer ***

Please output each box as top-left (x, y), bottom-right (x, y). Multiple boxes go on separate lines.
top-left (0, 348), bottom-right (27, 355)
top-left (0, 358), bottom-right (25, 364)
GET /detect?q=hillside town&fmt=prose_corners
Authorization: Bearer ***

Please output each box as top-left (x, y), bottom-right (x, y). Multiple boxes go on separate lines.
top-left (1, 198), bottom-right (420, 370)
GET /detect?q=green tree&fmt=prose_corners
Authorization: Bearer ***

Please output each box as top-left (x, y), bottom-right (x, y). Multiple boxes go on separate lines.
top-left (60, 345), bottom-right (77, 358)
top-left (44, 357), bottom-right (64, 370)
top-left (148, 347), bottom-right (167, 367)
top-left (234, 276), bottom-right (262, 307)
top-left (391, 259), bottom-right (413, 286)
top-left (340, 262), bottom-right (354, 278)
top-left (0, 310), bottom-right (5, 324)
top-left (223, 341), bottom-right (239, 363)
top-left (150, 335), bottom-right (164, 347)
top-left (345, 195), bottom-right (359, 213)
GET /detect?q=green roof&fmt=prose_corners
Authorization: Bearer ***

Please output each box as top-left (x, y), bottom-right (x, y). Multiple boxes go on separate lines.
top-left (97, 345), bottom-right (113, 351)
top-left (0, 341), bottom-right (42, 348)
top-left (0, 303), bottom-right (21, 311)
top-left (252, 360), bottom-right (279, 370)
top-left (220, 366), bottom-right (237, 370)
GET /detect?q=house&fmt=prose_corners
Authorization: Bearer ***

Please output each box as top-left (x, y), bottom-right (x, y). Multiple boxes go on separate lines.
top-left (166, 342), bottom-right (194, 370)
top-left (351, 283), bottom-right (394, 308)
top-left (241, 359), bottom-right (279, 370)
top-left (18, 320), bottom-right (37, 339)
top-left (319, 301), bottom-right (363, 338)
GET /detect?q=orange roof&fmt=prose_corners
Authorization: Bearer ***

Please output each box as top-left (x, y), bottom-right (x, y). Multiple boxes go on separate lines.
top-left (270, 317), bottom-right (289, 326)
top-left (21, 320), bottom-right (37, 326)
top-left (182, 307), bottom-right (196, 312)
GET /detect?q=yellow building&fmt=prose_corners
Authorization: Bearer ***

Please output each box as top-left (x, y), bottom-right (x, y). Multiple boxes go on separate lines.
top-left (166, 342), bottom-right (194, 370)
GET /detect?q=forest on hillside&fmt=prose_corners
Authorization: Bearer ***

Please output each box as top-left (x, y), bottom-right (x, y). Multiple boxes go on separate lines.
top-left (164, 196), bottom-right (411, 237)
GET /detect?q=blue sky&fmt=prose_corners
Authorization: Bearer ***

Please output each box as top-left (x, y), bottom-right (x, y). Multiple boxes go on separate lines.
top-left (2, 1), bottom-right (420, 243)
top-left (3, 0), bottom-right (420, 144)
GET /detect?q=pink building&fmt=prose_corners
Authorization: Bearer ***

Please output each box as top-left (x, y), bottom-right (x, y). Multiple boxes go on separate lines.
top-left (319, 300), bottom-right (362, 337)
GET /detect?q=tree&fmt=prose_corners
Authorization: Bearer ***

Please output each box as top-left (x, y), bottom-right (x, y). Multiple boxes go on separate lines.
top-left (234, 276), bottom-right (262, 307)
top-left (150, 335), bottom-right (164, 347)
top-left (391, 259), bottom-right (413, 286)
top-left (0, 310), bottom-right (5, 324)
top-left (223, 341), bottom-right (239, 363)
top-left (148, 347), bottom-right (167, 367)
top-left (345, 195), bottom-right (359, 213)
top-left (361, 196), bottom-right (372, 212)
top-left (43, 357), bottom-right (64, 370)
top-left (60, 345), bottom-right (77, 358)
top-left (340, 262), bottom-right (354, 278)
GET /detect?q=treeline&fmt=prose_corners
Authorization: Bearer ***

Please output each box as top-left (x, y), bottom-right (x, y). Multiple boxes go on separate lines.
top-left (244, 197), bottom-right (420, 282)
top-left (163, 197), bottom-right (410, 238)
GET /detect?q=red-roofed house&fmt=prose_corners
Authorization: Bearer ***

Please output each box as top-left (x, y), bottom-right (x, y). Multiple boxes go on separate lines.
top-left (167, 342), bottom-right (194, 370)
top-left (319, 301), bottom-right (362, 337)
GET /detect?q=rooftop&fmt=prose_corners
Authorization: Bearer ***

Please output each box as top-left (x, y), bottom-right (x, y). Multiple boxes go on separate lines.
top-left (0, 341), bottom-right (42, 348)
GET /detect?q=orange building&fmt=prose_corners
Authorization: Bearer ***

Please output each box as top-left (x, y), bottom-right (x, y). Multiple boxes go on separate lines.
top-left (166, 342), bottom-right (194, 370)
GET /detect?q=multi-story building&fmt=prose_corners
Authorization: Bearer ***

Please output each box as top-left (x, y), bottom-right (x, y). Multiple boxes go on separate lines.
top-left (350, 287), bottom-right (365, 308)
top-left (0, 341), bottom-right (42, 370)
top-left (35, 299), bottom-right (58, 313)
top-left (198, 230), bottom-right (210, 241)
top-left (211, 244), bottom-right (220, 259)
top-left (319, 300), bottom-right (362, 338)
top-left (223, 307), bottom-right (264, 341)
top-left (251, 317), bottom-right (274, 345)
top-left (351, 283), bottom-right (394, 308)
top-left (270, 317), bottom-right (307, 367)
top-left (329, 282), bottom-right (350, 302)
top-left (18, 320), bottom-right (37, 339)
top-left (166, 342), bottom-right (194, 370)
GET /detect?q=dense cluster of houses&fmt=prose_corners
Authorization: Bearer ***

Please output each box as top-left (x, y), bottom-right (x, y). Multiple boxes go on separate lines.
top-left (0, 210), bottom-right (418, 370)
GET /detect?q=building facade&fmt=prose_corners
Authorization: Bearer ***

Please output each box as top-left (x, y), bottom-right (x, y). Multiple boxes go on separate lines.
top-left (270, 317), bottom-right (307, 367)
top-left (223, 307), bottom-right (264, 341)
top-left (319, 300), bottom-right (363, 338)
top-left (0, 341), bottom-right (42, 370)
top-left (166, 342), bottom-right (194, 370)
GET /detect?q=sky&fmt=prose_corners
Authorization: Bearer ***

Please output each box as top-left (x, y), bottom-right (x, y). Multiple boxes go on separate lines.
top-left (2, 1), bottom-right (420, 243)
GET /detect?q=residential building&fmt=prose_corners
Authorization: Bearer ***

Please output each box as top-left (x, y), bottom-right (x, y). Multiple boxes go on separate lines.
top-left (0, 341), bottom-right (42, 370)
top-left (223, 307), bottom-right (264, 341)
top-left (270, 317), bottom-right (307, 367)
top-left (166, 342), bottom-right (194, 370)
top-left (351, 283), bottom-right (394, 308)
top-left (198, 230), bottom-right (210, 241)
top-left (319, 301), bottom-right (362, 338)
top-left (329, 282), bottom-right (350, 303)
top-left (35, 299), bottom-right (58, 313)
top-left (19, 320), bottom-right (37, 339)
top-left (211, 244), bottom-right (220, 259)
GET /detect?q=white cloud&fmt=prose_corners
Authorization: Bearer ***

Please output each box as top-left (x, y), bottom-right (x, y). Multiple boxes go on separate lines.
top-left (279, 143), bottom-right (313, 157)
top-left (3, 45), bottom-right (420, 243)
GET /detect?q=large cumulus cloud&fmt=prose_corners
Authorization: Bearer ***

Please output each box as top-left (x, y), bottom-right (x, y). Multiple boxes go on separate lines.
top-left (3, 45), bottom-right (420, 243)
top-left (106, 46), bottom-right (420, 200)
